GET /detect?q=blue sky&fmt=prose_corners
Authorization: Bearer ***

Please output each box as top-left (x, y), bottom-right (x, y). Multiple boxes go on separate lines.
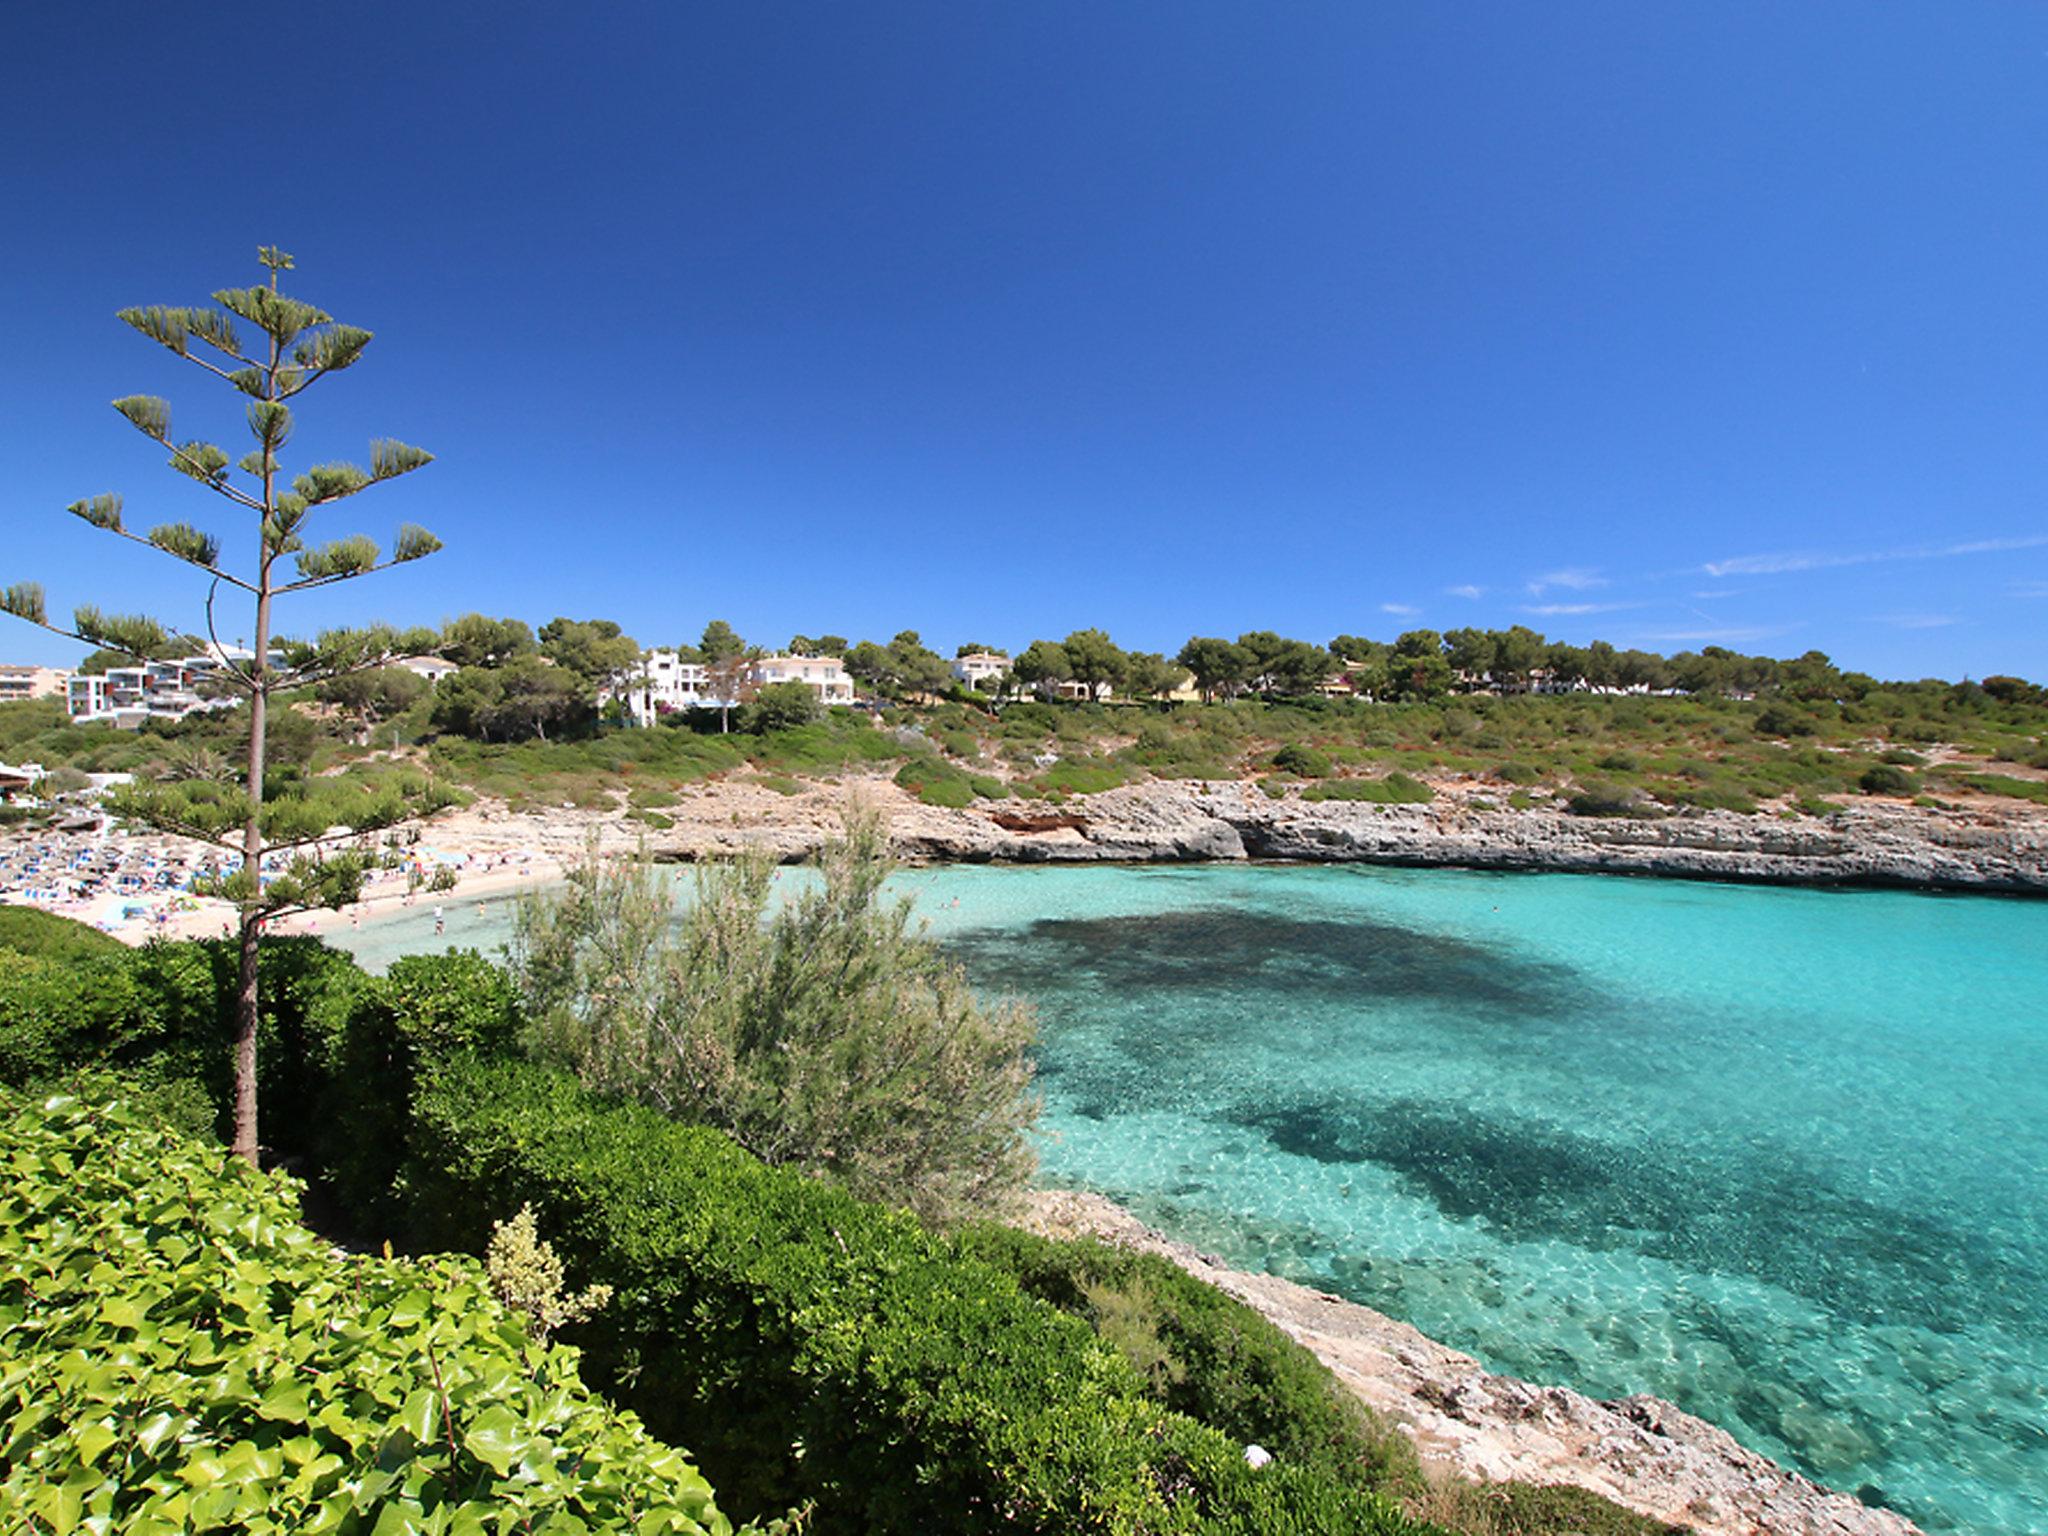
top-left (5, 3), bottom-right (2045, 680)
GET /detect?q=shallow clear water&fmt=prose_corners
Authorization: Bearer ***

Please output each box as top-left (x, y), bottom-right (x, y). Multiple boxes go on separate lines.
top-left (337, 864), bottom-right (2048, 1535)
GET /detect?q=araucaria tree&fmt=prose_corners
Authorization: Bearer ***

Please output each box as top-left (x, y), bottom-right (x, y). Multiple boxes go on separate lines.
top-left (0, 247), bottom-right (450, 1165)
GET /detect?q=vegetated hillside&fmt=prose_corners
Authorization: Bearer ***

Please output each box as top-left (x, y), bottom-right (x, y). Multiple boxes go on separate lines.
top-left (7, 660), bottom-right (2044, 825)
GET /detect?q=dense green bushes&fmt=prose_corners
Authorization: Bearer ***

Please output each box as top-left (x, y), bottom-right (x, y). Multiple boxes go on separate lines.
top-left (1859, 764), bottom-right (1917, 797)
top-left (957, 1225), bottom-right (1419, 1497)
top-left (0, 903), bottom-right (127, 961)
top-left (399, 1055), bottom-right (1424, 1536)
top-left (0, 1092), bottom-right (746, 1536)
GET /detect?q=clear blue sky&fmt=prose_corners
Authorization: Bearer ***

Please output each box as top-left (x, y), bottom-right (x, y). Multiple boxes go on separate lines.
top-left (6, 3), bottom-right (2046, 680)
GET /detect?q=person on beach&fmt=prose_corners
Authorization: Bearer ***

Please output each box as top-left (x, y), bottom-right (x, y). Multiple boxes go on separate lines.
top-left (433, 905), bottom-right (445, 936)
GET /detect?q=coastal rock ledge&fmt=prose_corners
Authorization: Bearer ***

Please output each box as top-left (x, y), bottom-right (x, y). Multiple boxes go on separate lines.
top-left (540, 774), bottom-right (2048, 894)
top-left (1022, 1191), bottom-right (1924, 1536)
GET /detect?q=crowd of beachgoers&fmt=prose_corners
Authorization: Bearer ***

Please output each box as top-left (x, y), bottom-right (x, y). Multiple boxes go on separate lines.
top-left (0, 820), bottom-right (561, 944)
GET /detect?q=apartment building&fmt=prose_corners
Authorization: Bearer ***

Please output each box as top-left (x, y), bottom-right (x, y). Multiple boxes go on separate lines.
top-left (65, 645), bottom-right (284, 727)
top-left (0, 664), bottom-right (71, 703)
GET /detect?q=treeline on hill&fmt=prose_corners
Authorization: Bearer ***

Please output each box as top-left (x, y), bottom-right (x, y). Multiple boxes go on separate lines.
top-left (0, 902), bottom-right (1682, 1536)
top-left (6, 613), bottom-right (2044, 825)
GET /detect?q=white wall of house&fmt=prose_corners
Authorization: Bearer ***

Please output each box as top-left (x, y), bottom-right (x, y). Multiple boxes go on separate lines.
top-left (610, 649), bottom-right (856, 724)
top-left (753, 654), bottom-right (854, 706)
top-left (950, 652), bottom-right (1009, 689)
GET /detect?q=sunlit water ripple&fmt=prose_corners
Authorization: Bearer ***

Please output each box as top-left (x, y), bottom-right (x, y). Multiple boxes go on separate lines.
top-left (337, 862), bottom-right (2048, 1535)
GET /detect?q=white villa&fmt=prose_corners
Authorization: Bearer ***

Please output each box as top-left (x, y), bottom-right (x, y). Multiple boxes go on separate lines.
top-left (950, 651), bottom-right (1010, 689)
top-left (753, 653), bottom-right (856, 705)
top-left (613, 650), bottom-right (855, 725)
top-left (394, 655), bottom-right (459, 684)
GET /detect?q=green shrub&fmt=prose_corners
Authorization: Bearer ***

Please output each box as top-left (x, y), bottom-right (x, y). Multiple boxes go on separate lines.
top-left (896, 756), bottom-right (975, 808)
top-left (1034, 757), bottom-right (1133, 796)
top-left (1565, 781), bottom-right (1653, 818)
top-left (631, 807), bottom-right (676, 828)
top-left (1753, 705), bottom-right (1817, 738)
top-left (1301, 773), bottom-right (1433, 805)
top-left (1271, 742), bottom-right (1333, 778)
top-left (1858, 764), bottom-right (1916, 796)
top-left (0, 905), bottom-right (126, 961)
top-left (0, 1092), bottom-right (745, 1536)
top-left (1656, 782), bottom-right (1758, 815)
top-left (511, 822), bottom-right (1038, 1227)
top-left (744, 680), bottom-right (824, 734)
top-left (936, 724), bottom-right (982, 758)
top-left (1879, 748), bottom-right (1925, 766)
top-left (1951, 771), bottom-right (2048, 805)
top-left (0, 948), bottom-right (148, 1083)
top-left (399, 1056), bottom-right (1420, 1536)
top-left (957, 1226), bottom-right (1421, 1500)
top-left (1507, 790), bottom-right (1536, 811)
top-left (1493, 762), bottom-right (1541, 785)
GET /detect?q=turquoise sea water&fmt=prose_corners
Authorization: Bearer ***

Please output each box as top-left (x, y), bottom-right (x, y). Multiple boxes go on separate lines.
top-left (338, 865), bottom-right (2048, 1535)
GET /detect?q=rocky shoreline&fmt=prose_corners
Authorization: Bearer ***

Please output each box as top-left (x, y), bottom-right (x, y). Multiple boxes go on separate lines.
top-left (441, 771), bottom-right (2048, 896)
top-left (1020, 1191), bottom-right (1923, 1536)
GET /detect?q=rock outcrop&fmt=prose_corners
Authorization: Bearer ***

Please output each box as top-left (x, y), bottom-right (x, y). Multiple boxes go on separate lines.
top-left (1022, 1191), bottom-right (1924, 1536)
top-left (539, 774), bottom-right (2048, 894)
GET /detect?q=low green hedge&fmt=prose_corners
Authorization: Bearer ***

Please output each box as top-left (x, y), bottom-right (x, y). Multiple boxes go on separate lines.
top-left (398, 1055), bottom-right (1428, 1536)
top-left (957, 1225), bottom-right (1421, 1499)
top-left (0, 904), bottom-right (126, 961)
top-left (0, 1092), bottom-right (744, 1536)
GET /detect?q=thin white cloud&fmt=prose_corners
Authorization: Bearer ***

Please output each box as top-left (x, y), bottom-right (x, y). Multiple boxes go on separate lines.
top-left (1690, 588), bottom-right (1744, 600)
top-left (1445, 584), bottom-right (1484, 600)
top-left (1876, 613), bottom-right (1960, 630)
top-left (1523, 601), bottom-right (1643, 617)
top-left (1703, 534), bottom-right (2048, 579)
top-left (2012, 580), bottom-right (2048, 598)
top-left (1380, 602), bottom-right (1420, 617)
top-left (1526, 567), bottom-right (1607, 595)
top-left (1631, 625), bottom-right (1792, 645)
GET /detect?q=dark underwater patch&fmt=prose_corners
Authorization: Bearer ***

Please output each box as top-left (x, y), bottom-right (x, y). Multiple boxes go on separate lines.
top-left (947, 907), bottom-right (1581, 1018)
top-left (1231, 1095), bottom-right (2043, 1334)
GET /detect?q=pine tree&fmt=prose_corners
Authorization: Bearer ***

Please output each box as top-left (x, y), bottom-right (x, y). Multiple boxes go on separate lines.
top-left (0, 246), bottom-right (451, 1165)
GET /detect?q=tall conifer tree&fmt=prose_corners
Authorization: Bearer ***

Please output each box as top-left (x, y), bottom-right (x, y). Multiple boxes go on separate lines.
top-left (1, 247), bottom-right (450, 1164)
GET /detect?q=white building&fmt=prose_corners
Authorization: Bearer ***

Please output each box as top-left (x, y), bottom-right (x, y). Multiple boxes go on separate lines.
top-left (65, 646), bottom-right (287, 728)
top-left (611, 650), bottom-right (855, 725)
top-left (394, 655), bottom-right (458, 684)
top-left (950, 652), bottom-right (1010, 690)
top-left (752, 654), bottom-right (855, 706)
top-left (0, 665), bottom-right (71, 703)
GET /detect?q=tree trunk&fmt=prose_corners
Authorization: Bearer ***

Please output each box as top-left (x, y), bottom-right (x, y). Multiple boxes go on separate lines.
top-left (232, 581), bottom-right (271, 1165)
top-left (231, 905), bottom-right (262, 1163)
top-left (232, 312), bottom-right (280, 1168)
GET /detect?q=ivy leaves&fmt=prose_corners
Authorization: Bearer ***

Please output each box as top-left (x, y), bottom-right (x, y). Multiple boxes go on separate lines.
top-left (0, 1094), bottom-right (742, 1536)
